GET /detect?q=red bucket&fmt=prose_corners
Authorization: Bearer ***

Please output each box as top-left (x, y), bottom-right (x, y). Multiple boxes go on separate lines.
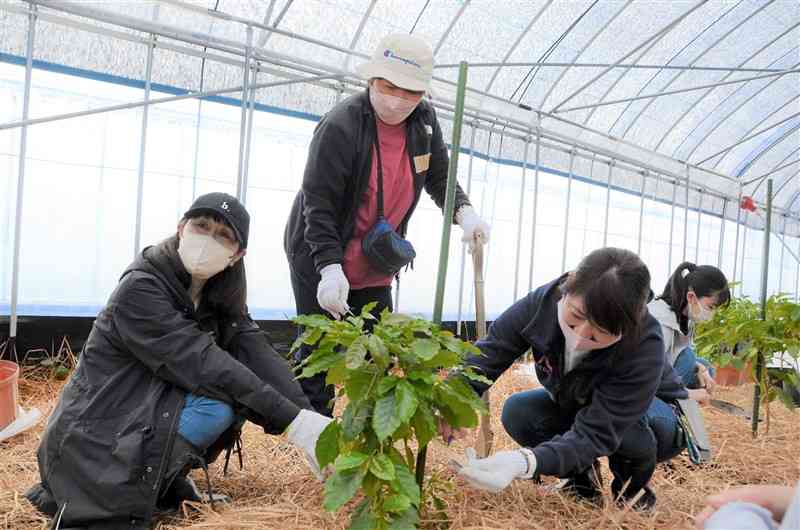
top-left (0, 361), bottom-right (20, 431)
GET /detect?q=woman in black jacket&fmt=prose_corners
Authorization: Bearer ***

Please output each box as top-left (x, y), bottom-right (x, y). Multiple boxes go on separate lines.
top-left (26, 193), bottom-right (330, 530)
top-left (448, 248), bottom-right (688, 510)
top-left (284, 33), bottom-right (490, 416)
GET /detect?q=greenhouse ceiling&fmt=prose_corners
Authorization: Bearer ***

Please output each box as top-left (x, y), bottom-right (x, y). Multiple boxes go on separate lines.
top-left (1, 0), bottom-right (799, 225)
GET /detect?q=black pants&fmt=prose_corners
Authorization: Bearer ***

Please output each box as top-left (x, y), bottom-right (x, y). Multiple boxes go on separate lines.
top-left (501, 388), bottom-right (680, 500)
top-left (288, 253), bottom-right (392, 416)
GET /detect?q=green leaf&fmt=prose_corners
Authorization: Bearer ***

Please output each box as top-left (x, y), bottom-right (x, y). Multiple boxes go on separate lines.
top-left (369, 453), bottom-right (396, 481)
top-left (325, 360), bottom-right (349, 385)
top-left (346, 336), bottom-right (369, 369)
top-left (411, 338), bottom-right (440, 361)
top-left (378, 375), bottom-right (401, 395)
top-left (302, 327), bottom-right (323, 346)
top-left (368, 334), bottom-right (390, 368)
top-left (341, 400), bottom-right (371, 440)
top-left (435, 385), bottom-right (479, 429)
top-left (348, 499), bottom-right (379, 530)
top-left (395, 380), bottom-right (419, 424)
top-left (407, 371), bottom-right (438, 384)
top-left (411, 402), bottom-right (437, 449)
top-left (345, 368), bottom-right (379, 400)
top-left (383, 494), bottom-right (411, 513)
top-left (444, 375), bottom-right (488, 413)
top-left (461, 368), bottom-right (493, 386)
top-left (315, 421), bottom-right (341, 469)
top-left (300, 352), bottom-right (345, 379)
top-left (382, 312), bottom-right (414, 326)
top-left (323, 468), bottom-right (366, 512)
top-left (373, 392), bottom-right (403, 441)
top-left (387, 507), bottom-right (419, 530)
top-left (360, 301), bottom-right (379, 319)
top-left (421, 349), bottom-right (461, 369)
top-left (391, 463), bottom-right (420, 507)
top-left (334, 452), bottom-right (369, 472)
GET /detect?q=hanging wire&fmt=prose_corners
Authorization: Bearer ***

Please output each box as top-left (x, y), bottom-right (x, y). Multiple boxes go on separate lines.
top-left (512, 0), bottom-right (599, 105)
top-left (198, 0), bottom-right (222, 94)
top-left (409, 0), bottom-right (432, 34)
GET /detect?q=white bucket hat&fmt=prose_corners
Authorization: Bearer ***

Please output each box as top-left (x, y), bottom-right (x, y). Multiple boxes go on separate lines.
top-left (356, 33), bottom-right (434, 92)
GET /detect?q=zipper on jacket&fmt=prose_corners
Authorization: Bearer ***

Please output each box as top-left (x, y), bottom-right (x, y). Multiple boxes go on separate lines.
top-left (146, 395), bottom-right (184, 519)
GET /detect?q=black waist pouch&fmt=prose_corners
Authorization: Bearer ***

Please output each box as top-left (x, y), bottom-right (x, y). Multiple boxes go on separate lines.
top-left (361, 126), bottom-right (415, 276)
top-left (362, 216), bottom-right (416, 275)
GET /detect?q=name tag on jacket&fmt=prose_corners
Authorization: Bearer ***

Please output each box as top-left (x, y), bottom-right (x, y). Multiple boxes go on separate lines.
top-left (414, 153), bottom-right (431, 173)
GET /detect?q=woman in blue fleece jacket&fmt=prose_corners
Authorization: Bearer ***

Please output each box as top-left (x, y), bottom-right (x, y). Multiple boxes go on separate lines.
top-left (450, 247), bottom-right (688, 510)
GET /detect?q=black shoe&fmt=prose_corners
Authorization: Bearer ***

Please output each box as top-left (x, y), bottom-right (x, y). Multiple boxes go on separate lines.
top-left (615, 485), bottom-right (657, 512)
top-left (558, 462), bottom-right (603, 504)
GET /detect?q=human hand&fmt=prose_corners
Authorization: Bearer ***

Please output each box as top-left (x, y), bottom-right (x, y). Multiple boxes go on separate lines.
top-left (286, 409), bottom-right (334, 481)
top-left (688, 387), bottom-right (711, 405)
top-left (437, 416), bottom-right (469, 445)
top-left (456, 206), bottom-right (491, 254)
top-left (316, 264), bottom-right (349, 319)
top-left (694, 484), bottom-right (796, 528)
top-left (696, 363), bottom-right (716, 393)
top-left (452, 447), bottom-right (535, 492)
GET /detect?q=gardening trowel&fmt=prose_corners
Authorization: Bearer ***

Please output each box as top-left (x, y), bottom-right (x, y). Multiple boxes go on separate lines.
top-left (709, 398), bottom-right (762, 421)
top-left (472, 234), bottom-right (494, 458)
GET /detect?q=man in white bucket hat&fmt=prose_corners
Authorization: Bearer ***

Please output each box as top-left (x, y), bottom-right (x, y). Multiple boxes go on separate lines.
top-left (284, 33), bottom-right (490, 415)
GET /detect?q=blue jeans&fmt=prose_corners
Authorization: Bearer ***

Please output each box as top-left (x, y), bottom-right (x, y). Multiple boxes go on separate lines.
top-left (674, 346), bottom-right (715, 389)
top-left (645, 397), bottom-right (685, 462)
top-left (177, 394), bottom-right (235, 450)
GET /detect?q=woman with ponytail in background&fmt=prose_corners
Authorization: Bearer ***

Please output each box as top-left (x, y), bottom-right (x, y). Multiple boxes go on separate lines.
top-left (648, 262), bottom-right (731, 394)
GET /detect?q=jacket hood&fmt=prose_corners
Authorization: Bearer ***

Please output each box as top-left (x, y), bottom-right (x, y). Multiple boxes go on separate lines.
top-left (648, 298), bottom-right (683, 335)
top-left (122, 239), bottom-right (193, 310)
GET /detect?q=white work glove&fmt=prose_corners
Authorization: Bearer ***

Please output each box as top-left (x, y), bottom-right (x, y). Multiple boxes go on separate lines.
top-left (316, 263), bottom-right (349, 319)
top-left (286, 409), bottom-right (334, 481)
top-left (456, 205), bottom-right (491, 253)
top-left (453, 447), bottom-right (536, 492)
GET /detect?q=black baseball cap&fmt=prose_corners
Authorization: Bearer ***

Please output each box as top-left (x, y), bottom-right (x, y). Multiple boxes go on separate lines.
top-left (184, 192), bottom-right (250, 249)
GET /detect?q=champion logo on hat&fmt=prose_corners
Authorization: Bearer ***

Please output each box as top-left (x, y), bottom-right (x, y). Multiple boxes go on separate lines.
top-left (221, 201), bottom-right (229, 210)
top-left (383, 49), bottom-right (422, 69)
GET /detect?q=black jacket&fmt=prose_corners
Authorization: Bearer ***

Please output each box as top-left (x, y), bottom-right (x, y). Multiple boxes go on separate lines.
top-left (27, 243), bottom-right (310, 529)
top-left (284, 88), bottom-right (471, 273)
top-left (464, 275), bottom-right (688, 478)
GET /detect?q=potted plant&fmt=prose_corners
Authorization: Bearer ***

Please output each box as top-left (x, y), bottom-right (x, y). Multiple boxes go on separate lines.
top-left (695, 294), bottom-right (800, 430)
top-left (292, 303), bottom-right (489, 530)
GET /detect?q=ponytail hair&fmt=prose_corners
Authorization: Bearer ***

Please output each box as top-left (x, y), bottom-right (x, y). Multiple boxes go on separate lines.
top-left (659, 262), bottom-right (730, 332)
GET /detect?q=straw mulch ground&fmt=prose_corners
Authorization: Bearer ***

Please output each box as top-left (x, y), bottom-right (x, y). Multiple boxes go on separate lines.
top-left (2, 365), bottom-right (798, 530)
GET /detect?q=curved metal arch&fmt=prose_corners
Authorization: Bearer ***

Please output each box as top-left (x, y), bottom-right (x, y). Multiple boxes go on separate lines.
top-left (754, 145), bottom-right (800, 203)
top-left (666, 37), bottom-right (799, 160)
top-left (580, 33), bottom-right (662, 126)
top-left (484, 0), bottom-right (554, 94)
top-left (537, 1), bottom-right (631, 110)
top-left (432, 0), bottom-right (470, 56)
top-left (258, 0), bottom-right (295, 47)
top-left (732, 123), bottom-right (800, 191)
top-left (709, 92), bottom-right (800, 170)
top-left (549, 0), bottom-right (706, 113)
top-left (341, 0), bottom-right (377, 72)
top-left (618, 0), bottom-right (773, 141)
top-left (606, 0), bottom-right (744, 137)
top-left (680, 57), bottom-right (800, 164)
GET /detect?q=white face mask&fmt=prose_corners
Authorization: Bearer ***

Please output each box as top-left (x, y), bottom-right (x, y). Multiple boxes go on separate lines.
top-left (688, 296), bottom-right (714, 323)
top-left (369, 87), bottom-right (420, 125)
top-left (178, 228), bottom-right (235, 280)
top-left (557, 298), bottom-right (622, 354)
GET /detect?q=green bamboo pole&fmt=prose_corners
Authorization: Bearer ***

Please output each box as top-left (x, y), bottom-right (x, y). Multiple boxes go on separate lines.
top-left (752, 178), bottom-right (772, 436)
top-left (417, 60), bottom-right (468, 488)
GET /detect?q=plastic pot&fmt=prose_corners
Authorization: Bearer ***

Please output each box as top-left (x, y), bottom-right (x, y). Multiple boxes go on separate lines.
top-left (0, 360), bottom-right (19, 431)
